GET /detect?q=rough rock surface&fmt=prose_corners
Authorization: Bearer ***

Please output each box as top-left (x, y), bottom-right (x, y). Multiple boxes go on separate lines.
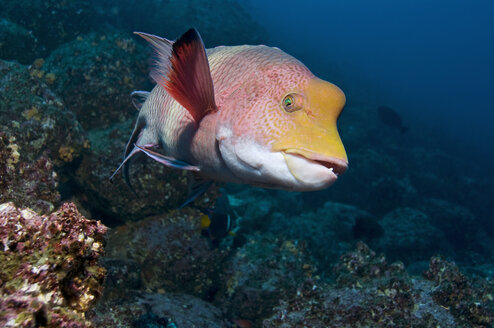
top-left (74, 119), bottom-right (197, 223)
top-left (214, 233), bottom-right (316, 326)
top-left (263, 243), bottom-right (494, 327)
top-left (0, 202), bottom-right (107, 328)
top-left (103, 207), bottom-right (229, 299)
top-left (0, 59), bottom-right (87, 213)
top-left (44, 32), bottom-right (150, 130)
top-left (89, 292), bottom-right (229, 328)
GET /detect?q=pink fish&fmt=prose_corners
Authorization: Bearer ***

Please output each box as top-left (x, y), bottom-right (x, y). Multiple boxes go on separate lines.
top-left (112, 28), bottom-right (348, 204)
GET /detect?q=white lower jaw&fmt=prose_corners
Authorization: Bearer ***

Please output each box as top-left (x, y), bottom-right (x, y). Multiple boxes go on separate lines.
top-left (216, 126), bottom-right (339, 191)
top-left (282, 152), bottom-right (338, 189)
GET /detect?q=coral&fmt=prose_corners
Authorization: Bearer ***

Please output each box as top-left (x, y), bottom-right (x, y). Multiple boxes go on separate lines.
top-left (103, 207), bottom-right (229, 300)
top-left (43, 32), bottom-right (150, 130)
top-left (0, 202), bottom-right (107, 328)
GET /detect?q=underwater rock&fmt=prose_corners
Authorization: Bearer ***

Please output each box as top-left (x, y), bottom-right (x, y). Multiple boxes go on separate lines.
top-left (0, 59), bottom-right (87, 166)
top-left (312, 146), bottom-right (411, 214)
top-left (103, 207), bottom-right (229, 299)
top-left (0, 0), bottom-right (266, 65)
top-left (420, 198), bottom-right (480, 251)
top-left (89, 292), bottom-right (229, 328)
top-left (226, 187), bottom-right (304, 234)
top-left (214, 233), bottom-right (316, 326)
top-left (91, 0), bottom-right (265, 47)
top-left (333, 241), bottom-right (407, 287)
top-left (0, 0), bottom-right (97, 62)
top-left (74, 119), bottom-right (203, 223)
top-left (98, 258), bottom-right (142, 302)
top-left (0, 60), bottom-right (87, 213)
top-left (0, 133), bottom-right (59, 213)
top-left (0, 19), bottom-right (37, 63)
top-left (263, 242), bottom-right (493, 327)
top-left (423, 256), bottom-right (494, 326)
top-left (375, 207), bottom-right (451, 264)
top-left (267, 201), bottom-right (376, 271)
top-left (0, 202), bottom-right (107, 328)
top-left (366, 175), bottom-right (418, 215)
top-left (44, 32), bottom-right (150, 130)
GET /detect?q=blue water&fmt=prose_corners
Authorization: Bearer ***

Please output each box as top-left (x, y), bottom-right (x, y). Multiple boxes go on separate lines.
top-left (244, 0), bottom-right (494, 165)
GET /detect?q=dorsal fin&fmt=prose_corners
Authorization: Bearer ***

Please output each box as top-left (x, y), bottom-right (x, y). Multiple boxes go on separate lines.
top-left (164, 28), bottom-right (217, 125)
top-left (134, 32), bottom-right (174, 86)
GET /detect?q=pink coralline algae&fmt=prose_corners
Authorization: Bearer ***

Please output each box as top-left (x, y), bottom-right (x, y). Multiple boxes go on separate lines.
top-left (0, 202), bottom-right (107, 328)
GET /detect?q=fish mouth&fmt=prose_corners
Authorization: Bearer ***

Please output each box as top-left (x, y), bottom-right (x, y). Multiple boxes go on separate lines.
top-left (283, 148), bottom-right (348, 180)
top-left (313, 158), bottom-right (348, 176)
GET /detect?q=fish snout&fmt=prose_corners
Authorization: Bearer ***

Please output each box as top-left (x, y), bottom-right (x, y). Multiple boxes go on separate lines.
top-left (272, 77), bottom-right (348, 188)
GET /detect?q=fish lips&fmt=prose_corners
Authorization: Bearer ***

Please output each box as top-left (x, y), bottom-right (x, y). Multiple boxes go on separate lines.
top-left (282, 149), bottom-right (348, 189)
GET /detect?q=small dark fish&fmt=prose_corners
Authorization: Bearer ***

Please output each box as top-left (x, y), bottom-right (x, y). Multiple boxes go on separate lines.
top-left (197, 194), bottom-right (234, 243)
top-left (377, 105), bottom-right (408, 134)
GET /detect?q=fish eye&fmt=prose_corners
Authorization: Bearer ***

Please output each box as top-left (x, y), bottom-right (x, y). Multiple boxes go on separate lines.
top-left (282, 93), bottom-right (303, 113)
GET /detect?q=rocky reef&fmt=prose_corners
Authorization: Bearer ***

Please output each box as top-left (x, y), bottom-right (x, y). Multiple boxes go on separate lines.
top-left (1, 0), bottom-right (494, 327)
top-left (263, 242), bottom-right (494, 327)
top-left (0, 202), bottom-right (107, 328)
top-left (0, 59), bottom-right (88, 214)
top-left (102, 207), bottom-right (228, 299)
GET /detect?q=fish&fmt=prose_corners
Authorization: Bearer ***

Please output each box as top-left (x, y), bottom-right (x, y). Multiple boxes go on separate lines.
top-left (197, 194), bottom-right (234, 242)
top-left (111, 28), bottom-right (348, 202)
top-left (377, 105), bottom-right (408, 134)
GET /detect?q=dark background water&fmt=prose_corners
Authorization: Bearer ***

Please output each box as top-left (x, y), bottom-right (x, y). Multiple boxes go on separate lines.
top-left (243, 0), bottom-right (494, 168)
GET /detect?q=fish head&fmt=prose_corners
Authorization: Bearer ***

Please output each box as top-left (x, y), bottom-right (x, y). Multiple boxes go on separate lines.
top-left (217, 49), bottom-right (348, 191)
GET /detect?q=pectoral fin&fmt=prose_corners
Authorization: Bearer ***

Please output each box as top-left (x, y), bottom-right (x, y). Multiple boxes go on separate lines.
top-left (110, 117), bottom-right (147, 193)
top-left (134, 144), bottom-right (200, 171)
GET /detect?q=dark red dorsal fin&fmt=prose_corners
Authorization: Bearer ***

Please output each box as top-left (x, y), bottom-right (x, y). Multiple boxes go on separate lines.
top-left (164, 28), bottom-right (217, 124)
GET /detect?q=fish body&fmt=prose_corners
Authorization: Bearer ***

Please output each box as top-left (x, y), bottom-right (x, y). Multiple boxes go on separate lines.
top-left (198, 193), bottom-right (234, 242)
top-left (113, 29), bottom-right (348, 198)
